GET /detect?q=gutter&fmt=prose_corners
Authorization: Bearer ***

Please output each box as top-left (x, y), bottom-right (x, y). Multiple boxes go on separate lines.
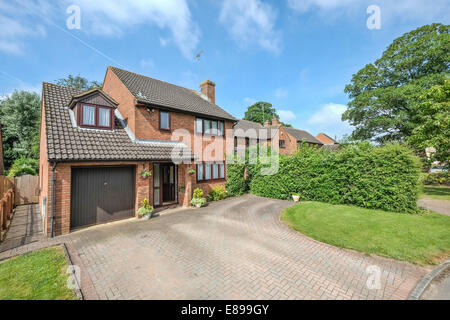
top-left (50, 161), bottom-right (58, 238)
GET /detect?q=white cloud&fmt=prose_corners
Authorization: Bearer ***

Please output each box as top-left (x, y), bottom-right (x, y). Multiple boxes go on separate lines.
top-left (307, 103), bottom-right (353, 139)
top-left (0, 2), bottom-right (47, 54)
top-left (275, 88), bottom-right (288, 98)
top-left (278, 110), bottom-right (296, 122)
top-left (220, 0), bottom-right (281, 53)
top-left (244, 97), bottom-right (257, 105)
top-left (287, 0), bottom-right (450, 22)
top-left (66, 0), bottom-right (200, 59)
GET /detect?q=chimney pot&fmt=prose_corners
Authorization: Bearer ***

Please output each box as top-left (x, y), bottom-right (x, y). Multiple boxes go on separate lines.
top-left (200, 79), bottom-right (216, 104)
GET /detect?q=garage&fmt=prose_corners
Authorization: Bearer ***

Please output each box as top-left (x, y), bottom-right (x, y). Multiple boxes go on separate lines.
top-left (71, 166), bottom-right (136, 230)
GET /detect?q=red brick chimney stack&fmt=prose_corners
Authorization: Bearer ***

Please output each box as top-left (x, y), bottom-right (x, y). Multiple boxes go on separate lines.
top-left (271, 117), bottom-right (280, 126)
top-left (200, 79), bottom-right (216, 104)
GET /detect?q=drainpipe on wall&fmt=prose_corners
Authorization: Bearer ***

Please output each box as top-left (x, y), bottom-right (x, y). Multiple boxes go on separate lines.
top-left (50, 162), bottom-right (58, 238)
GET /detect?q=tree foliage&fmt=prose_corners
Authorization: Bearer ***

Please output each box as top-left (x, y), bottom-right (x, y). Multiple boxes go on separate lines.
top-left (343, 23), bottom-right (449, 144)
top-left (56, 75), bottom-right (102, 90)
top-left (243, 102), bottom-right (292, 126)
top-left (0, 91), bottom-right (41, 168)
top-left (409, 79), bottom-right (449, 163)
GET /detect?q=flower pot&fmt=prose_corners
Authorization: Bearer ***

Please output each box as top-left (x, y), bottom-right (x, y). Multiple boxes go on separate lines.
top-left (292, 195), bottom-right (300, 202)
top-left (196, 203), bottom-right (202, 208)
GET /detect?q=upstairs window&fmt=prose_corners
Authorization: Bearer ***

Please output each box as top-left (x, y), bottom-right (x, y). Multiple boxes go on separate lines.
top-left (160, 111), bottom-right (170, 130)
top-left (196, 118), bottom-right (224, 136)
top-left (79, 104), bottom-right (113, 129)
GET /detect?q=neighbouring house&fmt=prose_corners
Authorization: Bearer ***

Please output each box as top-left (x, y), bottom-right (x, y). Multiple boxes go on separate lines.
top-left (39, 66), bottom-right (236, 236)
top-left (316, 133), bottom-right (340, 151)
top-left (233, 118), bottom-right (323, 155)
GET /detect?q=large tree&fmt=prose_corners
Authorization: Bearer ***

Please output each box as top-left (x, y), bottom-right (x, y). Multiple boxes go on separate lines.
top-left (56, 74), bottom-right (102, 90)
top-left (243, 101), bottom-right (291, 126)
top-left (0, 91), bottom-right (41, 168)
top-left (343, 23), bottom-right (449, 144)
top-left (409, 79), bottom-right (449, 163)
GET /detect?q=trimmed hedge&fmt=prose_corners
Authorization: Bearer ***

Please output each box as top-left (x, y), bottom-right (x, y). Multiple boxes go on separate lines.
top-left (225, 158), bottom-right (247, 197)
top-left (248, 143), bottom-right (422, 213)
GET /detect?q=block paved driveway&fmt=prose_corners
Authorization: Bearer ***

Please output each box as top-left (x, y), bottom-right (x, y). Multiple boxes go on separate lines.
top-left (62, 194), bottom-right (427, 300)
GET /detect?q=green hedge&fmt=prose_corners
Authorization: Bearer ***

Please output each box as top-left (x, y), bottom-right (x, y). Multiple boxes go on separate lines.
top-left (423, 172), bottom-right (450, 185)
top-left (225, 157), bottom-right (247, 197)
top-left (248, 143), bottom-right (422, 213)
top-left (7, 158), bottom-right (39, 177)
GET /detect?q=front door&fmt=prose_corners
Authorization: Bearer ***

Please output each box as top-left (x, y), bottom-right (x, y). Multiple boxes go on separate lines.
top-left (154, 163), bottom-right (176, 206)
top-left (162, 164), bottom-right (176, 203)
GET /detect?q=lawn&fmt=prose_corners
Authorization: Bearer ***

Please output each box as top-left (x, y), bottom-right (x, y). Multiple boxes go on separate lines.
top-left (421, 186), bottom-right (450, 201)
top-left (281, 202), bottom-right (450, 265)
top-left (0, 246), bottom-right (78, 300)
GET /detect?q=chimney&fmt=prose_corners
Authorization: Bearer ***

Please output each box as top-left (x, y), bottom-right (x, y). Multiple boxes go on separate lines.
top-left (200, 79), bottom-right (215, 104)
top-left (264, 120), bottom-right (271, 127)
top-left (271, 117), bottom-right (280, 126)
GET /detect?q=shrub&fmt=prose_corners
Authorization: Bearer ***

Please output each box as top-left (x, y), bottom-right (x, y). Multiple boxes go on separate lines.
top-left (423, 172), bottom-right (450, 186)
top-left (137, 198), bottom-right (154, 217)
top-left (225, 161), bottom-right (246, 196)
top-left (190, 197), bottom-right (207, 207)
top-left (7, 158), bottom-right (39, 177)
top-left (193, 188), bottom-right (204, 199)
top-left (208, 186), bottom-right (227, 201)
top-left (249, 143), bottom-right (422, 213)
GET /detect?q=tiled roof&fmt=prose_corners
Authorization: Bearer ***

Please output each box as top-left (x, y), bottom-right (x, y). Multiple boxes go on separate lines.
top-left (233, 120), bottom-right (279, 139)
top-left (285, 127), bottom-right (323, 144)
top-left (43, 83), bottom-right (194, 162)
top-left (109, 66), bottom-right (237, 121)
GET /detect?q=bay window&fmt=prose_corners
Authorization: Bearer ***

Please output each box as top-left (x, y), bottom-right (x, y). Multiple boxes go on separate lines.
top-left (196, 162), bottom-right (226, 182)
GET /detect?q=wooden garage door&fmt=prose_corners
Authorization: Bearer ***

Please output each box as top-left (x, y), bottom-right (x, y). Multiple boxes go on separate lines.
top-left (71, 166), bottom-right (135, 229)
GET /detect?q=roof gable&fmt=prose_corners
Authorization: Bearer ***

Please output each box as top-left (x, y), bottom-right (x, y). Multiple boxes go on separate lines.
top-left (68, 89), bottom-right (118, 109)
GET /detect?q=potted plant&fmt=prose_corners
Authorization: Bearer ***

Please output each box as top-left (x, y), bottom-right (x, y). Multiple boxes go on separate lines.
top-left (292, 193), bottom-right (300, 202)
top-left (191, 188), bottom-right (206, 208)
top-left (141, 169), bottom-right (152, 179)
top-left (137, 198), bottom-right (154, 220)
top-left (188, 168), bottom-right (196, 175)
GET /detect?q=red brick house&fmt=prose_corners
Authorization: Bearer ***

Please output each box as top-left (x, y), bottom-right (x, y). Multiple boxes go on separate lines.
top-left (39, 66), bottom-right (236, 236)
top-left (233, 118), bottom-right (323, 155)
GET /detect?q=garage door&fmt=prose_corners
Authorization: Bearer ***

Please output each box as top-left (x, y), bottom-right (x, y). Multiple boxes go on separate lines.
top-left (71, 166), bottom-right (135, 229)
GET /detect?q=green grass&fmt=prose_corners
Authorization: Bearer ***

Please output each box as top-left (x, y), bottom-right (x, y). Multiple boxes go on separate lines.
top-left (0, 246), bottom-right (78, 300)
top-left (421, 186), bottom-right (450, 200)
top-left (281, 202), bottom-right (450, 265)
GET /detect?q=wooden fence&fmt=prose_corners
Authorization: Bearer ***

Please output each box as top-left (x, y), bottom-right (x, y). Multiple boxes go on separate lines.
top-left (14, 175), bottom-right (39, 206)
top-left (0, 176), bottom-right (14, 239)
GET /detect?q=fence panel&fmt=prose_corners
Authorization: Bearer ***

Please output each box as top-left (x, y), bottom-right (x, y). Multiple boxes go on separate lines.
top-left (14, 175), bottom-right (39, 205)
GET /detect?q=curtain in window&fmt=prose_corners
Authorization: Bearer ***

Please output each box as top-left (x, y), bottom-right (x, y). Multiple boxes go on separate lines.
top-left (196, 118), bottom-right (203, 133)
top-left (197, 164), bottom-right (203, 181)
top-left (220, 163), bottom-right (225, 178)
top-left (213, 164), bottom-right (219, 179)
top-left (205, 163), bottom-right (211, 180)
top-left (218, 122), bottom-right (224, 136)
top-left (99, 108), bottom-right (110, 127)
top-left (161, 112), bottom-right (170, 129)
top-left (83, 105), bottom-right (95, 125)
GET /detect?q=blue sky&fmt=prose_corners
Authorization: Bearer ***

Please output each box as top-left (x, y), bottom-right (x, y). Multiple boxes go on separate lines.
top-left (0, 0), bottom-right (449, 139)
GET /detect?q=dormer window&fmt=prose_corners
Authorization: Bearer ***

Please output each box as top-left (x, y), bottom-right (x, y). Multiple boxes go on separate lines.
top-left (78, 104), bottom-right (114, 129)
top-left (68, 89), bottom-right (118, 131)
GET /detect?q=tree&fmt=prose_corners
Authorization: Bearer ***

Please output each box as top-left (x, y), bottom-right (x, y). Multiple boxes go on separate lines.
top-left (243, 101), bottom-right (291, 126)
top-left (56, 74), bottom-right (102, 90)
top-left (0, 91), bottom-right (41, 168)
top-left (409, 79), bottom-right (449, 163)
top-left (343, 23), bottom-right (449, 144)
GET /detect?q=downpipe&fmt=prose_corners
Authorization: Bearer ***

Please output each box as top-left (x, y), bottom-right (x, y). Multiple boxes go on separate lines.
top-left (50, 162), bottom-right (58, 238)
